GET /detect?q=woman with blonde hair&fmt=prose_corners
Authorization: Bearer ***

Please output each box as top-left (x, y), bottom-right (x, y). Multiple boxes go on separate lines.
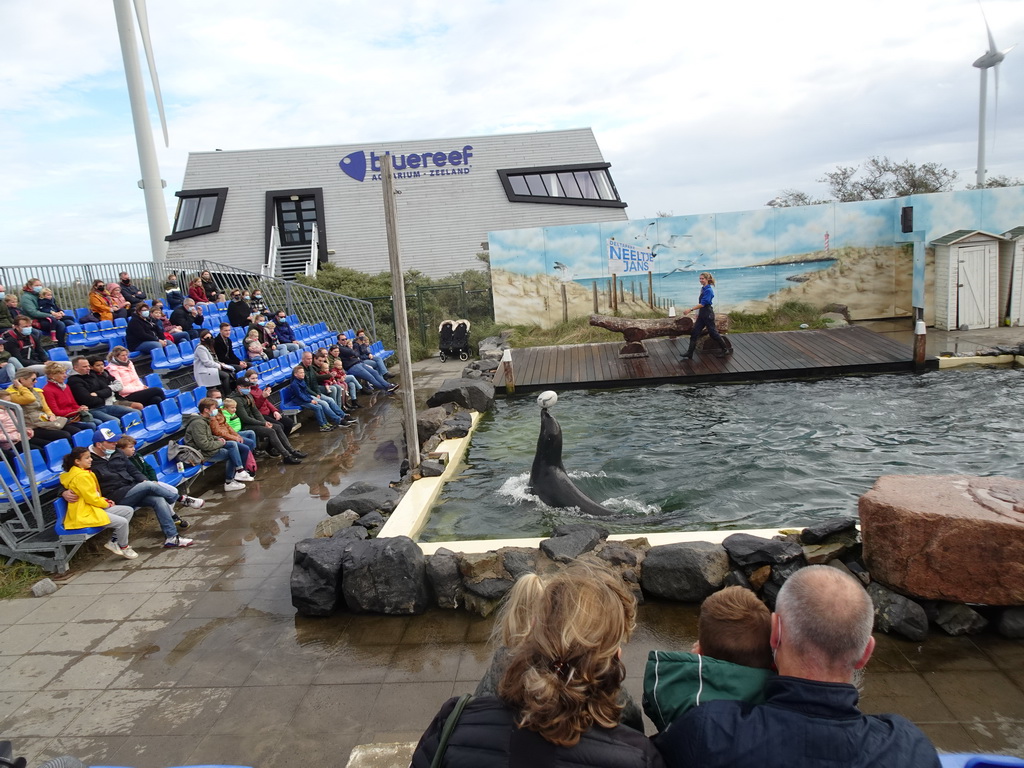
top-left (412, 566), bottom-right (662, 767)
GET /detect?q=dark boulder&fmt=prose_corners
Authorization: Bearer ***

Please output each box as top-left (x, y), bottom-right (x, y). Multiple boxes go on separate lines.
top-left (356, 510), bottom-right (385, 532)
top-left (440, 411), bottom-right (474, 439)
top-left (427, 378), bottom-right (495, 412)
top-left (866, 582), bottom-right (928, 641)
top-left (500, 548), bottom-right (537, 580)
top-left (291, 537), bottom-right (348, 617)
top-left (341, 536), bottom-right (430, 615)
top-left (997, 607), bottom-right (1024, 639)
top-left (723, 533), bottom-right (804, 568)
top-left (801, 517), bottom-right (858, 545)
top-left (933, 602), bottom-right (988, 636)
top-left (416, 406), bottom-right (448, 445)
top-left (641, 542), bottom-right (729, 602)
top-left (540, 524), bottom-right (607, 563)
top-left (425, 547), bottom-right (464, 610)
top-left (326, 482), bottom-right (400, 517)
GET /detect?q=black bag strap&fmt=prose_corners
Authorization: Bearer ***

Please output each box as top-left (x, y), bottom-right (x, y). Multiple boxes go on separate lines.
top-left (430, 694), bottom-right (473, 768)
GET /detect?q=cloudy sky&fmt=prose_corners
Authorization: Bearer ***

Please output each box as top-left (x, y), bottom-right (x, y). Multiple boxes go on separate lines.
top-left (1, 0), bottom-right (1022, 268)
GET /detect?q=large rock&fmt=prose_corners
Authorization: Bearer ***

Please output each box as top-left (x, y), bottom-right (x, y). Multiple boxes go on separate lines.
top-left (866, 582), bottom-right (928, 641)
top-left (326, 482), bottom-right (400, 517)
top-left (641, 542), bottom-right (729, 602)
top-left (801, 517), bottom-right (858, 545)
top-left (997, 607), bottom-right (1024, 639)
top-left (722, 533), bottom-right (804, 568)
top-left (340, 536), bottom-right (429, 615)
top-left (425, 547), bottom-right (464, 610)
top-left (291, 537), bottom-right (348, 617)
top-left (427, 378), bottom-right (495, 412)
top-left (860, 475), bottom-right (1024, 604)
top-left (540, 524), bottom-right (606, 563)
top-left (416, 406), bottom-right (449, 445)
top-left (314, 510), bottom-right (359, 538)
top-left (933, 602), bottom-right (988, 636)
top-left (440, 411), bottom-right (474, 439)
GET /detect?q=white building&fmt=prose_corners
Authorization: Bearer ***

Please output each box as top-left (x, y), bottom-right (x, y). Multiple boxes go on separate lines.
top-left (165, 128), bottom-right (629, 279)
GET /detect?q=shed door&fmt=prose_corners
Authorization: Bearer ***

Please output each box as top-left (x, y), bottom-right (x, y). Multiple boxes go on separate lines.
top-left (957, 245), bottom-right (993, 329)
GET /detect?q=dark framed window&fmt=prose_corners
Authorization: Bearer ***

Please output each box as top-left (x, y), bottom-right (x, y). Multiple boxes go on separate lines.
top-left (497, 163), bottom-right (626, 208)
top-left (166, 188), bottom-right (229, 241)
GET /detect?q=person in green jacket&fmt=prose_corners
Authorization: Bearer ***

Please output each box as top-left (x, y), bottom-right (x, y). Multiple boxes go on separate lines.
top-left (19, 277), bottom-right (67, 346)
top-left (643, 586), bottom-right (774, 732)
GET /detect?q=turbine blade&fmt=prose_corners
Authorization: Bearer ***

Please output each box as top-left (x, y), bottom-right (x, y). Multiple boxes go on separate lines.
top-left (133, 0), bottom-right (169, 147)
top-left (979, 0), bottom-right (998, 53)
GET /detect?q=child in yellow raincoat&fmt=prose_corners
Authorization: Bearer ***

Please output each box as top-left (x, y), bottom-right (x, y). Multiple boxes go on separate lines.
top-left (59, 446), bottom-right (138, 560)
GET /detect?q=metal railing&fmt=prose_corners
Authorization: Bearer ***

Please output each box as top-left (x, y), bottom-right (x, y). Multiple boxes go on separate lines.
top-left (0, 400), bottom-right (44, 535)
top-left (0, 260), bottom-right (377, 339)
top-left (308, 223), bottom-right (319, 278)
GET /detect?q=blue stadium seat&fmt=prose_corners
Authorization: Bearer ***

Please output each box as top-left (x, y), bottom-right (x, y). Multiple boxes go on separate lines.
top-left (142, 404), bottom-right (174, 437)
top-left (178, 341), bottom-right (195, 366)
top-left (145, 372), bottom-right (179, 398)
top-left (177, 391), bottom-right (198, 415)
top-left (120, 411), bottom-right (152, 444)
top-left (939, 755), bottom-right (1024, 768)
top-left (159, 399), bottom-right (183, 431)
top-left (54, 497), bottom-right (106, 539)
top-left (79, 323), bottom-right (106, 347)
top-left (72, 431), bottom-right (94, 449)
top-left (44, 439), bottom-right (73, 474)
top-left (48, 347), bottom-right (70, 363)
top-left (0, 462), bottom-right (29, 504)
top-left (153, 445), bottom-right (184, 485)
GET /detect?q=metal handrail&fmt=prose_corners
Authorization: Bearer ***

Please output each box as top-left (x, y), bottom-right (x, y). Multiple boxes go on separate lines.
top-left (264, 225), bottom-right (280, 278)
top-left (0, 259), bottom-right (377, 340)
top-left (0, 400), bottom-right (44, 533)
top-left (309, 223), bottom-right (319, 278)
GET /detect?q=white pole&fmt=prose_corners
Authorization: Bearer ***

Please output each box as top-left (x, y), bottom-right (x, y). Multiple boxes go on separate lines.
top-left (976, 67), bottom-right (988, 189)
top-left (381, 154), bottom-right (421, 470)
top-left (113, 0), bottom-right (169, 266)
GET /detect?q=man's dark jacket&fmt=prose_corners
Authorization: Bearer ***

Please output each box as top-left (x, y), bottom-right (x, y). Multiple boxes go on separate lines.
top-left (213, 334), bottom-right (242, 368)
top-left (68, 371), bottom-right (115, 409)
top-left (654, 676), bottom-right (939, 768)
top-left (226, 299), bottom-right (252, 328)
top-left (3, 329), bottom-right (48, 365)
top-left (169, 305), bottom-right (199, 333)
top-left (89, 450), bottom-right (147, 504)
top-left (120, 281), bottom-right (147, 307)
top-left (227, 392), bottom-right (267, 430)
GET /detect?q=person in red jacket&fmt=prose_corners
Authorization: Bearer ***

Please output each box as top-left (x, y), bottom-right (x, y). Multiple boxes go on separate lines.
top-left (41, 362), bottom-right (118, 426)
top-left (240, 368), bottom-right (298, 434)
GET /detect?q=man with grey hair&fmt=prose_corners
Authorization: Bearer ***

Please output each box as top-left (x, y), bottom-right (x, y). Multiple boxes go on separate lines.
top-left (656, 566), bottom-right (939, 768)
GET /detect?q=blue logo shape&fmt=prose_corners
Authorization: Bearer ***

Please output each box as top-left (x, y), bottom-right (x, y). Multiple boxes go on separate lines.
top-left (339, 151), bottom-right (367, 182)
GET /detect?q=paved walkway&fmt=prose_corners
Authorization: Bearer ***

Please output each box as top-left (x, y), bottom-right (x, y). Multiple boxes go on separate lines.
top-left (0, 337), bottom-right (1023, 767)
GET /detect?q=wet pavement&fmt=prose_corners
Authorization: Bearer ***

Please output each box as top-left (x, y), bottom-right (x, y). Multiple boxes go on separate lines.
top-left (0, 341), bottom-right (1023, 767)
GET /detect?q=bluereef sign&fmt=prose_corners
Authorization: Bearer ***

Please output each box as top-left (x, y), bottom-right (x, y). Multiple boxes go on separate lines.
top-left (608, 239), bottom-right (653, 274)
top-left (338, 145), bottom-right (474, 183)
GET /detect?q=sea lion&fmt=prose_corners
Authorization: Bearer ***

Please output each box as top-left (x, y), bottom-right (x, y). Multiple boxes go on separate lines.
top-left (528, 408), bottom-right (615, 516)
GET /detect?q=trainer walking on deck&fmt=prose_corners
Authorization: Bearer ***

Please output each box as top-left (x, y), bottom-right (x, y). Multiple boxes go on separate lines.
top-left (681, 272), bottom-right (731, 361)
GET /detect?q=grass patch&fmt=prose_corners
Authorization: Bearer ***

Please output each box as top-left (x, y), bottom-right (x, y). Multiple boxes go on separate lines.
top-left (0, 561), bottom-right (47, 599)
top-left (727, 301), bottom-right (830, 332)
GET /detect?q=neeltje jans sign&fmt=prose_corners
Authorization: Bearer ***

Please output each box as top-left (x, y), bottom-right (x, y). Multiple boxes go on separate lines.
top-left (608, 239), bottom-right (653, 274)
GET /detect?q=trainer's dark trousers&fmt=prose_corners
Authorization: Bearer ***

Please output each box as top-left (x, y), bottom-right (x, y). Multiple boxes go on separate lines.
top-left (684, 307), bottom-right (728, 357)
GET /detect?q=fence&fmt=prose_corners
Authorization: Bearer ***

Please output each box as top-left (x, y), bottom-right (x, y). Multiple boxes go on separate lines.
top-left (0, 260), bottom-right (377, 340)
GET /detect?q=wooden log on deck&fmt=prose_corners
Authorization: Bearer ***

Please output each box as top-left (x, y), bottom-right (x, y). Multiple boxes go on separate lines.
top-left (590, 313), bottom-right (731, 358)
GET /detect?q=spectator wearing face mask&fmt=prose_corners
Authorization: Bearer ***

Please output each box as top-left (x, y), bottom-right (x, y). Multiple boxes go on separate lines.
top-left (19, 278), bottom-right (67, 346)
top-left (125, 303), bottom-right (168, 354)
top-left (118, 272), bottom-right (147, 309)
top-left (3, 317), bottom-right (52, 375)
top-left (169, 298), bottom-right (202, 339)
top-left (272, 311), bottom-right (304, 351)
top-left (249, 289), bottom-right (268, 316)
top-left (164, 273), bottom-right (184, 309)
top-left (227, 289), bottom-right (252, 328)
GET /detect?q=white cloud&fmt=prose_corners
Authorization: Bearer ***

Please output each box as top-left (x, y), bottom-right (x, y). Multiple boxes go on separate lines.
top-left (1, 0), bottom-right (1023, 267)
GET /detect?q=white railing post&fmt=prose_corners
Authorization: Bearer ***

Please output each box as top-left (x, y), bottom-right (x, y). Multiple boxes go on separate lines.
top-left (264, 225), bottom-right (279, 278)
top-left (308, 223), bottom-right (318, 277)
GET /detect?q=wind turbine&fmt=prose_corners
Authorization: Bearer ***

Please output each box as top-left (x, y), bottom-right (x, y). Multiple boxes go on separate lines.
top-left (973, 3), bottom-right (1014, 188)
top-left (112, 0), bottom-right (171, 265)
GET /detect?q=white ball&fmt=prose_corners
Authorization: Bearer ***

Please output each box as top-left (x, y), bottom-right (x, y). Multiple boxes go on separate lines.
top-left (537, 390), bottom-right (558, 409)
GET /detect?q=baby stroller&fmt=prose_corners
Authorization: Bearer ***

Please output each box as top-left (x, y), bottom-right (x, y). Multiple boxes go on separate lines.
top-left (438, 319), bottom-right (471, 362)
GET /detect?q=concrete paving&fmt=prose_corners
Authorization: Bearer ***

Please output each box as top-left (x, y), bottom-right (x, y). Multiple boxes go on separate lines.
top-left (1, 334), bottom-right (1023, 767)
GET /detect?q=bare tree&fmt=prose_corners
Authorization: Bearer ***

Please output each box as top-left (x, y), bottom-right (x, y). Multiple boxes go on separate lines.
top-left (769, 156), bottom-right (959, 206)
top-left (966, 175), bottom-right (1024, 190)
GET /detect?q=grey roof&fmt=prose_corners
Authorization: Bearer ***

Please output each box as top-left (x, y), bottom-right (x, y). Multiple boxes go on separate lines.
top-left (1001, 226), bottom-right (1024, 240)
top-left (931, 229), bottom-right (1011, 245)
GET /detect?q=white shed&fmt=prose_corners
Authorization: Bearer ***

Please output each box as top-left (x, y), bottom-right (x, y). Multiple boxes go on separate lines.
top-left (1001, 226), bottom-right (1024, 327)
top-left (931, 230), bottom-right (1012, 331)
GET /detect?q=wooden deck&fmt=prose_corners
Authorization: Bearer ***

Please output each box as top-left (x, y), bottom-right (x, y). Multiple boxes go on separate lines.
top-left (492, 326), bottom-right (936, 393)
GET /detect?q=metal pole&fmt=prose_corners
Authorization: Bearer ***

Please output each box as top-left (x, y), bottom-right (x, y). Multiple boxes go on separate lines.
top-left (381, 154), bottom-right (421, 470)
top-left (112, 0), bottom-right (169, 267)
top-left (976, 67), bottom-right (988, 189)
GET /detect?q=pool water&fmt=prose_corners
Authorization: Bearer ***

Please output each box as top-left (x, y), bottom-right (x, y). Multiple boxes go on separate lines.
top-left (419, 368), bottom-right (1024, 541)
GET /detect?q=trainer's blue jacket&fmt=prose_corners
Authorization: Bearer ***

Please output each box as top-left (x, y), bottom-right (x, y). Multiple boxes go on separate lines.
top-left (655, 675), bottom-right (940, 768)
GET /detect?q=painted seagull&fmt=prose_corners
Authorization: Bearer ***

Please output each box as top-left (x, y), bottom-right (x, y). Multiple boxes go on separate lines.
top-left (553, 261), bottom-right (574, 282)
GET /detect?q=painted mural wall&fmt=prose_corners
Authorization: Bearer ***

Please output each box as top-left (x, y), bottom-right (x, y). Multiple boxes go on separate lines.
top-left (489, 186), bottom-right (1024, 328)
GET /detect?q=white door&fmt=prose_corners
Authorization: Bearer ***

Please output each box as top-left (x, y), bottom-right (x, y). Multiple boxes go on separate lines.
top-left (957, 245), bottom-right (993, 329)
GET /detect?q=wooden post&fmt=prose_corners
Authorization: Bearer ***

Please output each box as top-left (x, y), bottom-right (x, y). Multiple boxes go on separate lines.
top-left (611, 274), bottom-right (618, 312)
top-left (381, 154), bottom-right (420, 470)
top-left (592, 282), bottom-right (598, 313)
top-left (648, 271), bottom-right (654, 309)
top-left (561, 283), bottom-right (568, 324)
top-left (501, 348), bottom-right (515, 394)
top-left (913, 312), bottom-right (927, 372)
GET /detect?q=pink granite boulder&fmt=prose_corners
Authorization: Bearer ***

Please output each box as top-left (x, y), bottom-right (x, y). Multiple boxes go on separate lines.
top-left (859, 475), bottom-right (1024, 605)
